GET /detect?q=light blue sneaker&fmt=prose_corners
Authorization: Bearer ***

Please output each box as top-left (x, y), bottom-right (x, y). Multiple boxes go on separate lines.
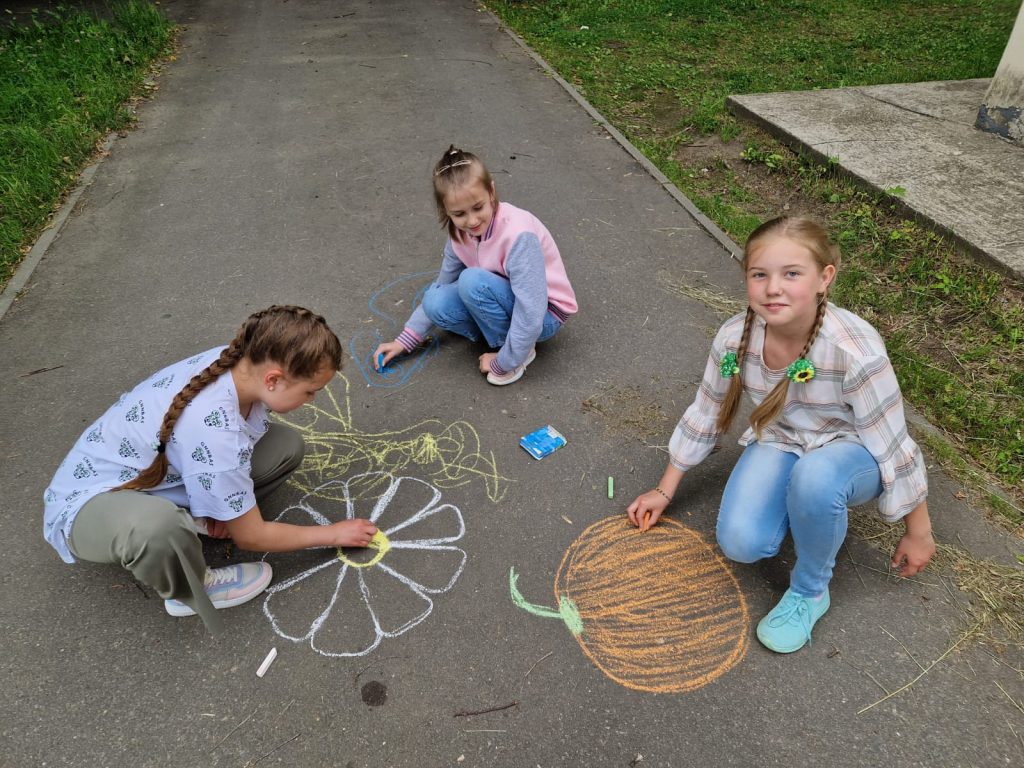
top-left (756, 587), bottom-right (831, 653)
top-left (164, 562), bottom-right (273, 617)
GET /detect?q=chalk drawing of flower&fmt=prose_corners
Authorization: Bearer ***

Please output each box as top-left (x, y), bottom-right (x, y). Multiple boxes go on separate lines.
top-left (262, 471), bottom-right (466, 657)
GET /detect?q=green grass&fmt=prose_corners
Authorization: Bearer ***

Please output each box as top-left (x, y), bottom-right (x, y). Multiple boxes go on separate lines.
top-left (0, 1), bottom-right (174, 286)
top-left (488, 0), bottom-right (1015, 138)
top-left (488, 0), bottom-right (1024, 519)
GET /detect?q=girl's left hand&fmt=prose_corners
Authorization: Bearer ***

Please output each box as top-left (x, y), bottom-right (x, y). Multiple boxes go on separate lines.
top-left (203, 518), bottom-right (232, 539)
top-left (891, 530), bottom-right (935, 577)
top-left (478, 352), bottom-right (497, 374)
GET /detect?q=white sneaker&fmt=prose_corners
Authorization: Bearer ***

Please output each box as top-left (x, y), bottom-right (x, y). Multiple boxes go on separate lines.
top-left (164, 562), bottom-right (273, 617)
top-left (487, 347), bottom-right (537, 386)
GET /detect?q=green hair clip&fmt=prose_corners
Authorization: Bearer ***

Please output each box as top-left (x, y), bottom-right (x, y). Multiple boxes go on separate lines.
top-left (786, 358), bottom-right (816, 383)
top-left (719, 351), bottom-right (739, 378)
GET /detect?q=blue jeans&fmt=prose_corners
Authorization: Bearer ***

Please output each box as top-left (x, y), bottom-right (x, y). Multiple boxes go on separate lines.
top-left (420, 267), bottom-right (562, 348)
top-left (716, 440), bottom-right (883, 596)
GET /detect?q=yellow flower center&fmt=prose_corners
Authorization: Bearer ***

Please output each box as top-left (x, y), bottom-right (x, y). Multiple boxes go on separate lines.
top-left (337, 529), bottom-right (391, 569)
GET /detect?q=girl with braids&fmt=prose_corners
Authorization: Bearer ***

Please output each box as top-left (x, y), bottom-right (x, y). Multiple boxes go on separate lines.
top-left (626, 217), bottom-right (934, 653)
top-left (43, 306), bottom-right (376, 633)
top-left (373, 144), bottom-right (577, 386)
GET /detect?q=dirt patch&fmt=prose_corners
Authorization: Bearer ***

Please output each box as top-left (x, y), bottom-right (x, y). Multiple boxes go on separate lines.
top-left (674, 127), bottom-right (841, 225)
top-left (675, 134), bottom-right (745, 168)
top-left (581, 385), bottom-right (670, 442)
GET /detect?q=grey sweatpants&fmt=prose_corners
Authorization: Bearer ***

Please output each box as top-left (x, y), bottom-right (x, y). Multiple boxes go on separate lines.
top-left (67, 423), bottom-right (304, 634)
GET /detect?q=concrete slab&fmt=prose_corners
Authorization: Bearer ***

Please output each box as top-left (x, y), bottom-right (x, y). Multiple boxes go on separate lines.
top-left (1, 2), bottom-right (1022, 767)
top-left (728, 79), bottom-right (1024, 279)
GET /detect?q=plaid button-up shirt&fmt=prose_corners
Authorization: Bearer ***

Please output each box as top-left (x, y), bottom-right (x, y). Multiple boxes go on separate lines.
top-left (670, 304), bottom-right (928, 521)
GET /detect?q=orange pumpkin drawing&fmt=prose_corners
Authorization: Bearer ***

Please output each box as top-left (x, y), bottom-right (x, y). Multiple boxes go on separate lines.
top-left (510, 516), bottom-right (749, 693)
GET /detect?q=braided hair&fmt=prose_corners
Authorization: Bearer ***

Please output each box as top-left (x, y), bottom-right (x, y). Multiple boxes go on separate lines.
top-left (715, 217), bottom-right (840, 437)
top-left (117, 305), bottom-right (341, 491)
top-left (432, 144), bottom-right (497, 241)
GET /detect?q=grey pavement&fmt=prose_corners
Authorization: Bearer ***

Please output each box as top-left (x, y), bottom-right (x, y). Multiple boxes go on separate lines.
top-left (729, 79), bottom-right (1024, 280)
top-left (1, 1), bottom-right (1022, 766)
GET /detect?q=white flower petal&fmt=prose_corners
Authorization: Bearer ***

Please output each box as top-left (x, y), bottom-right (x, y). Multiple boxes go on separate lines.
top-left (262, 559), bottom-right (344, 642)
top-left (367, 474), bottom-right (442, 530)
top-left (287, 480), bottom-right (352, 525)
top-left (379, 545), bottom-right (467, 594)
top-left (309, 564), bottom-right (385, 657)
top-left (359, 565), bottom-right (435, 638)
top-left (385, 501), bottom-right (464, 545)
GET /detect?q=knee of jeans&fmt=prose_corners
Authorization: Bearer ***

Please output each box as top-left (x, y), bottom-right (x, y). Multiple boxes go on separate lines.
top-left (456, 267), bottom-right (490, 301)
top-left (420, 286), bottom-right (445, 323)
top-left (788, 462), bottom-right (847, 517)
top-left (716, 523), bottom-right (769, 564)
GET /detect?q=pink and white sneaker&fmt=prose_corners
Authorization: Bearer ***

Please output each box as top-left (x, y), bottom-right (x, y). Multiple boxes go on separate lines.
top-left (164, 562), bottom-right (273, 617)
top-left (486, 347), bottom-right (537, 386)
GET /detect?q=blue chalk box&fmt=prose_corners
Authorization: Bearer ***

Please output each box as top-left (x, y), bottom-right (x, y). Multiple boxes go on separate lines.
top-left (520, 425), bottom-right (567, 460)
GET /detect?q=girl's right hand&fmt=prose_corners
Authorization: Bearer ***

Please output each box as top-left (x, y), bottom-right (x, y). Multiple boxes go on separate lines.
top-left (626, 490), bottom-right (671, 530)
top-left (373, 341), bottom-right (406, 370)
top-left (325, 519), bottom-right (378, 547)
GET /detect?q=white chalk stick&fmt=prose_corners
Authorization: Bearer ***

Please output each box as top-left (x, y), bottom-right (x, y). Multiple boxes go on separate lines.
top-left (256, 647), bottom-right (278, 678)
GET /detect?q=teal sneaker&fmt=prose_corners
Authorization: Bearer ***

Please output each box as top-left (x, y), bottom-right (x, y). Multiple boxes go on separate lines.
top-left (164, 562), bottom-right (272, 617)
top-left (756, 587), bottom-right (830, 653)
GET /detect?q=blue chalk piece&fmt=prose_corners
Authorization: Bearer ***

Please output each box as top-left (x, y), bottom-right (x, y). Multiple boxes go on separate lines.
top-left (519, 425), bottom-right (566, 460)
top-left (376, 352), bottom-right (396, 377)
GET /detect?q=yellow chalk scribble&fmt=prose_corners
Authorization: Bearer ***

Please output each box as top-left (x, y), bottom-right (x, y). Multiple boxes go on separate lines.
top-left (275, 373), bottom-right (509, 503)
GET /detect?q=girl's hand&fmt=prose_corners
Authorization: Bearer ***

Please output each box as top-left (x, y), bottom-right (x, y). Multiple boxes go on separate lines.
top-left (204, 518), bottom-right (232, 539)
top-left (325, 519), bottom-right (378, 548)
top-left (626, 490), bottom-right (672, 531)
top-left (891, 530), bottom-right (935, 577)
top-left (478, 352), bottom-right (497, 374)
top-left (373, 341), bottom-right (406, 370)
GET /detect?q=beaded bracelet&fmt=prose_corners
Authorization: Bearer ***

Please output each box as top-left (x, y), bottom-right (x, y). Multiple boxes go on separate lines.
top-left (653, 486), bottom-right (672, 502)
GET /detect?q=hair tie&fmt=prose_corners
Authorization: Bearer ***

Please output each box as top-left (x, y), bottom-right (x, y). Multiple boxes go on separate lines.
top-left (152, 441), bottom-right (166, 454)
top-left (786, 358), bottom-right (816, 383)
top-left (434, 159), bottom-right (472, 176)
top-left (719, 351), bottom-right (739, 378)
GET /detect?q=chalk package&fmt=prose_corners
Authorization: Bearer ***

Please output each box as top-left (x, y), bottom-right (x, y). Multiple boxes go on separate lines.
top-left (519, 425), bottom-right (567, 460)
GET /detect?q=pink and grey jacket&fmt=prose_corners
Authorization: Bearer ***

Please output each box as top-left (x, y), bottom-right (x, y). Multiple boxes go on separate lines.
top-left (397, 202), bottom-right (577, 372)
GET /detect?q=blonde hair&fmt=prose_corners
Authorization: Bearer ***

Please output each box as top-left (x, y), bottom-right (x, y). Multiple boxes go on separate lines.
top-left (432, 144), bottom-right (497, 241)
top-left (118, 305), bottom-right (341, 491)
top-left (716, 216), bottom-right (840, 437)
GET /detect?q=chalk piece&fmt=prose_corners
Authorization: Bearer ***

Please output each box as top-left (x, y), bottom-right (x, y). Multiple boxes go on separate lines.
top-left (519, 425), bottom-right (566, 460)
top-left (256, 647), bottom-right (278, 678)
top-left (607, 476), bottom-right (614, 499)
top-left (375, 352), bottom-right (396, 377)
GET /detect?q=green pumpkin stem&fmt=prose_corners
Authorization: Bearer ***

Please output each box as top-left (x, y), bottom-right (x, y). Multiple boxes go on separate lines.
top-left (509, 567), bottom-right (583, 637)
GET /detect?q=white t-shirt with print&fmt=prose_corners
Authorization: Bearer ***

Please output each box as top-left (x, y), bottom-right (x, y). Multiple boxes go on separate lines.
top-left (43, 347), bottom-right (270, 563)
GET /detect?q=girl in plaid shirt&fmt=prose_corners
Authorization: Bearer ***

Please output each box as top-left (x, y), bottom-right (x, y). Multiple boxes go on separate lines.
top-left (627, 216), bottom-right (934, 654)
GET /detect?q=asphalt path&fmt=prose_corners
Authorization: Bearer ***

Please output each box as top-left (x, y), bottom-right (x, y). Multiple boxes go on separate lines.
top-left (1, 1), bottom-right (1021, 766)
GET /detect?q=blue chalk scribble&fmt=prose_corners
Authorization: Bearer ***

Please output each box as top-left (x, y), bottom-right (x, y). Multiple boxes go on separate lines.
top-left (349, 272), bottom-right (440, 388)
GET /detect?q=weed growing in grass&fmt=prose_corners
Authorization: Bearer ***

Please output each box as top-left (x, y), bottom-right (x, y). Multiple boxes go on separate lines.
top-left (0, 1), bottom-right (174, 286)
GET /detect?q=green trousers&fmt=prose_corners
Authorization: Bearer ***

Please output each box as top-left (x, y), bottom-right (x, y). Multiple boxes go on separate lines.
top-left (68, 423), bottom-right (304, 634)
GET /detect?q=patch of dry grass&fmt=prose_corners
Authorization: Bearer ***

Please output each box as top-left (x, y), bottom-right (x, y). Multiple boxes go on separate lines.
top-left (849, 510), bottom-right (1024, 651)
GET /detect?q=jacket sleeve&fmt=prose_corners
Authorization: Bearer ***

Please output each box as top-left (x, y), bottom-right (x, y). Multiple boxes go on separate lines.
top-left (843, 352), bottom-right (928, 521)
top-left (494, 233), bottom-right (548, 371)
top-left (399, 242), bottom-right (465, 349)
top-left (668, 323), bottom-right (736, 471)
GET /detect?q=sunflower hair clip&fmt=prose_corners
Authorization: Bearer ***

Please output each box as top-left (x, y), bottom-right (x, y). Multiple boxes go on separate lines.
top-left (719, 351), bottom-right (739, 378)
top-left (786, 358), bottom-right (816, 383)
